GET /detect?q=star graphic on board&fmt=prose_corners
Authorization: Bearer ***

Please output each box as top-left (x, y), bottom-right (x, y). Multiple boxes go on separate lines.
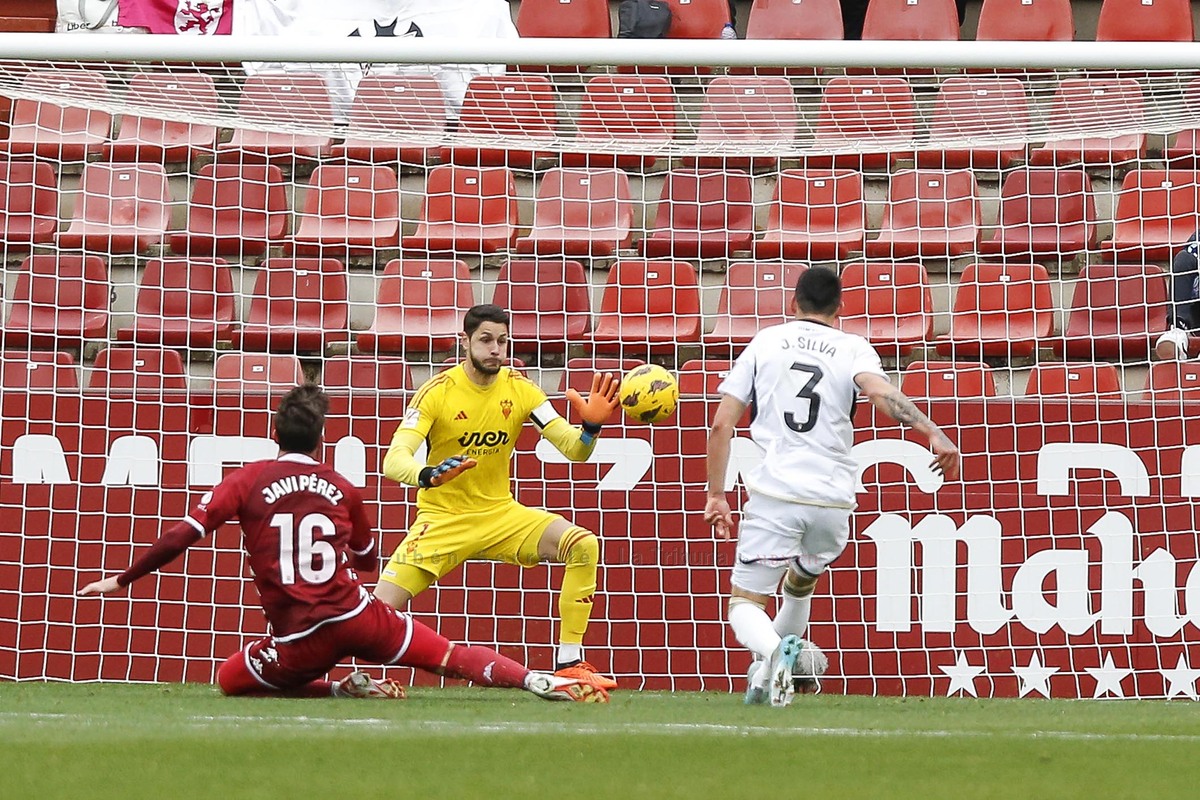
top-left (1085, 653), bottom-right (1132, 699)
top-left (939, 651), bottom-right (985, 698)
top-left (1013, 652), bottom-right (1058, 698)
top-left (1160, 653), bottom-right (1200, 700)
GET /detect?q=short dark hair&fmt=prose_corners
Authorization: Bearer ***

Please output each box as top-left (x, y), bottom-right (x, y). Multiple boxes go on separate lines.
top-left (795, 267), bottom-right (842, 316)
top-left (463, 304), bottom-right (510, 337)
top-left (275, 384), bottom-right (328, 454)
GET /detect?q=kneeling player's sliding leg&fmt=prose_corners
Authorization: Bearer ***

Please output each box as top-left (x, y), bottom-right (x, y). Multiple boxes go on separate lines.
top-left (554, 527), bottom-right (599, 666)
top-left (401, 618), bottom-right (530, 689)
top-left (216, 650), bottom-right (335, 697)
top-left (773, 569), bottom-right (818, 640)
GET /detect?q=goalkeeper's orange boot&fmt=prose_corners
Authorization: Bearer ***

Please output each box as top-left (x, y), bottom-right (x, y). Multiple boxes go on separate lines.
top-left (527, 673), bottom-right (610, 703)
top-left (334, 670), bottom-right (407, 699)
top-left (555, 660), bottom-right (618, 691)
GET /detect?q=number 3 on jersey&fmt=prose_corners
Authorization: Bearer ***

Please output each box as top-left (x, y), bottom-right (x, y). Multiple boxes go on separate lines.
top-left (272, 512), bottom-right (336, 585)
top-left (784, 363), bottom-right (824, 433)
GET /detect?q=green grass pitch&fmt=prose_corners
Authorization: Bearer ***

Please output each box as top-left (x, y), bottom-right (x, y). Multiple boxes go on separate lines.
top-left (2, 682), bottom-right (1198, 800)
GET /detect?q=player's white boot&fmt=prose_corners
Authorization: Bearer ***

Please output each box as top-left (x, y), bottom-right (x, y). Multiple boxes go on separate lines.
top-left (334, 670), bottom-right (407, 699)
top-left (744, 660), bottom-right (768, 705)
top-left (767, 635), bottom-right (803, 708)
top-left (526, 671), bottom-right (610, 703)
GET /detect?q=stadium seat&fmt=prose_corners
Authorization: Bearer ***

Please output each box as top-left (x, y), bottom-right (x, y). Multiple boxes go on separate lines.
top-left (331, 75), bottom-right (448, 166)
top-left (0, 159), bottom-right (57, 248)
top-left (745, 0), bottom-right (844, 40)
top-left (1102, 171), bottom-right (1200, 261)
top-left (0, 350), bottom-right (79, 392)
top-left (808, 77), bottom-right (916, 170)
top-left (1162, 80), bottom-right (1200, 169)
top-left (356, 259), bottom-right (474, 353)
top-left (591, 260), bottom-right (702, 355)
top-left (1096, 0), bottom-right (1193, 41)
top-left (687, 76), bottom-right (798, 170)
top-left (935, 262), bottom-right (1054, 358)
top-left (442, 75), bottom-right (558, 168)
top-left (562, 76), bottom-right (677, 171)
top-left (703, 261), bottom-right (807, 354)
top-left (169, 163), bottom-right (290, 257)
top-left (2, 69), bottom-right (111, 160)
top-left (1024, 362), bottom-right (1123, 399)
top-left (916, 76), bottom-right (1029, 170)
top-left (1054, 264), bottom-right (1169, 359)
top-left (88, 346), bottom-right (188, 393)
top-left (640, 170), bottom-right (755, 259)
top-left (56, 163), bottom-right (171, 254)
top-left (322, 356), bottom-right (412, 393)
top-left (491, 259), bottom-right (592, 353)
top-left (559, 357), bottom-right (645, 393)
top-left (515, 168), bottom-right (634, 257)
top-left (402, 166), bottom-right (518, 254)
top-left (2, 254), bottom-right (108, 348)
top-left (213, 353), bottom-right (305, 393)
top-left (289, 165), bottom-right (400, 256)
top-left (663, 0), bottom-right (731, 38)
top-left (754, 169), bottom-right (865, 260)
top-left (103, 72), bottom-right (218, 163)
top-left (1143, 360), bottom-right (1200, 401)
top-left (235, 258), bottom-right (349, 353)
top-left (116, 258), bottom-right (236, 348)
top-left (975, 0), bottom-right (1073, 40)
top-left (979, 169), bottom-right (1097, 258)
top-left (861, 0), bottom-right (960, 40)
top-left (1029, 78), bottom-right (1146, 167)
top-left (515, 0), bottom-right (611, 37)
top-left (220, 72), bottom-right (334, 161)
top-left (866, 169), bottom-right (980, 258)
top-left (677, 359), bottom-right (735, 397)
top-left (838, 261), bottom-right (932, 356)
top-left (900, 361), bottom-right (997, 399)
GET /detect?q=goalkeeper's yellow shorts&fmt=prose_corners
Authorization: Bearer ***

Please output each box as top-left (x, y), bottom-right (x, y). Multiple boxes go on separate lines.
top-left (379, 500), bottom-right (562, 594)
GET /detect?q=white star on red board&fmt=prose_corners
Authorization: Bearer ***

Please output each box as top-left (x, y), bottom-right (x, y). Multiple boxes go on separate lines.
top-left (1085, 653), bottom-right (1132, 699)
top-left (1160, 654), bottom-right (1200, 700)
top-left (1013, 652), bottom-right (1058, 698)
top-left (939, 651), bottom-right (985, 698)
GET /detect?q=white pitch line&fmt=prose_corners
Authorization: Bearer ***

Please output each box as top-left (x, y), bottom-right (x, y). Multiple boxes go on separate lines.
top-left (3, 711), bottom-right (1200, 743)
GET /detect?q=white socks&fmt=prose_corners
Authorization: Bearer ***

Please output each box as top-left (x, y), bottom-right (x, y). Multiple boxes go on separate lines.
top-left (728, 599), bottom-right (781, 662)
top-left (773, 592), bottom-right (813, 640)
top-left (556, 642), bottom-right (583, 667)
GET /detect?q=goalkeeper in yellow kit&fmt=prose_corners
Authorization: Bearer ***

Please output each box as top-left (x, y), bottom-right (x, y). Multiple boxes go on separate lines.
top-left (375, 304), bottom-right (621, 689)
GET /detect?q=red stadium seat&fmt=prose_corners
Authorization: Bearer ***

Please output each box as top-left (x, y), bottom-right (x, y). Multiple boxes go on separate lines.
top-left (640, 170), bottom-right (755, 259)
top-left (116, 258), bottom-right (236, 348)
top-left (516, 0), bottom-right (611, 37)
top-left (678, 359), bottom-right (736, 396)
top-left (88, 346), bottom-right (188, 393)
top-left (0, 350), bottom-right (78, 392)
top-left (2, 69), bottom-right (111, 160)
top-left (745, 0), bottom-right (843, 40)
top-left (866, 169), bottom-right (980, 258)
top-left (103, 72), bottom-right (218, 163)
top-left (402, 166), bottom-right (518, 254)
top-left (1102, 171), bottom-right (1200, 261)
top-left (862, 0), bottom-right (959, 40)
top-left (213, 353), bottom-right (305, 393)
top-left (1163, 81), bottom-right (1200, 169)
top-left (935, 263), bottom-right (1054, 358)
top-left (809, 77), bottom-right (916, 170)
top-left (591, 260), bottom-right (702, 355)
top-left (900, 361), bottom-right (997, 399)
top-left (322, 356), bottom-right (412, 393)
top-left (703, 261), bottom-right (807, 354)
top-left (289, 165), bottom-right (400, 256)
top-left (1025, 362), bottom-right (1123, 399)
top-left (838, 261), bottom-right (932, 356)
top-left (220, 72), bottom-right (334, 161)
top-left (356, 259), bottom-right (474, 353)
top-left (559, 357), bottom-right (646, 393)
top-left (688, 76), bottom-right (799, 170)
top-left (515, 168), bottom-right (634, 257)
top-left (0, 159), bottom-right (57, 248)
top-left (442, 75), bottom-right (558, 168)
top-left (663, 0), bottom-right (731, 38)
top-left (491, 259), bottom-right (592, 353)
top-left (331, 75), bottom-right (447, 166)
top-left (169, 163), bottom-right (289, 257)
top-left (917, 77), bottom-right (1029, 170)
top-left (755, 169), bottom-right (865, 260)
top-left (562, 76), bottom-right (677, 171)
top-left (1143, 361), bottom-right (1200, 401)
top-left (976, 0), bottom-right (1073, 41)
top-left (2, 254), bottom-right (108, 348)
top-left (1029, 78), bottom-right (1146, 167)
top-left (1054, 264), bottom-right (1169, 359)
top-left (980, 169), bottom-right (1097, 258)
top-left (1096, 0), bottom-right (1193, 41)
top-left (236, 258), bottom-right (349, 353)
top-left (57, 163), bottom-right (171, 254)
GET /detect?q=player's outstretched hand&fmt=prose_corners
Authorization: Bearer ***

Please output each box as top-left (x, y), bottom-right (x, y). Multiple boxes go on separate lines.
top-left (565, 372), bottom-right (620, 426)
top-left (425, 455), bottom-right (477, 488)
top-left (78, 576), bottom-right (121, 597)
top-left (930, 435), bottom-right (961, 480)
top-left (705, 495), bottom-right (736, 540)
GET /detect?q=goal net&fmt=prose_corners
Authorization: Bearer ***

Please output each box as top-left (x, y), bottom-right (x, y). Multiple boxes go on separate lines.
top-left (1, 34), bottom-right (1199, 700)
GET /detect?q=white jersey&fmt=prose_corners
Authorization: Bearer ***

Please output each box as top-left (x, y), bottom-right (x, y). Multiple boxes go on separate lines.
top-left (718, 319), bottom-right (887, 508)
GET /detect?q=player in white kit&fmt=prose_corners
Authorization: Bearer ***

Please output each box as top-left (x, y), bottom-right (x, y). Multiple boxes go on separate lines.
top-left (705, 267), bottom-right (961, 707)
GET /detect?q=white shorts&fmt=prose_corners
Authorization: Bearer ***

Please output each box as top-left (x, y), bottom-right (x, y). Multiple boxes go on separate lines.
top-left (730, 492), bottom-right (852, 596)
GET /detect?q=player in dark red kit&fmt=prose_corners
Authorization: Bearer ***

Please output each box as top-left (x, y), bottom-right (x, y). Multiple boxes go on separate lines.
top-left (79, 384), bottom-right (607, 703)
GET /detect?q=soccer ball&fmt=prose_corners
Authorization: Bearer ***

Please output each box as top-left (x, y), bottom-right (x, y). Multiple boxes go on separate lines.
top-left (618, 364), bottom-right (679, 424)
top-left (794, 640), bottom-right (829, 695)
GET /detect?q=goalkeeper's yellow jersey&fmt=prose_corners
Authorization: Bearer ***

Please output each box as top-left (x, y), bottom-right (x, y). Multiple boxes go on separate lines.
top-left (383, 365), bottom-right (596, 515)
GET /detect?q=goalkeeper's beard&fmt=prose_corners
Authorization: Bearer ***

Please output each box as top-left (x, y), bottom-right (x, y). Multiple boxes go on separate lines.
top-left (469, 353), bottom-right (502, 376)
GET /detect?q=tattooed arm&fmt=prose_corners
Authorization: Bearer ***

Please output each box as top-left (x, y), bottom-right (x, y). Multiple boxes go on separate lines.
top-left (855, 372), bottom-right (962, 479)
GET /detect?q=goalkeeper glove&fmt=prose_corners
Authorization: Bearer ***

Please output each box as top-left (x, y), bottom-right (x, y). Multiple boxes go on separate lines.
top-left (565, 372), bottom-right (620, 444)
top-left (418, 455), bottom-right (477, 488)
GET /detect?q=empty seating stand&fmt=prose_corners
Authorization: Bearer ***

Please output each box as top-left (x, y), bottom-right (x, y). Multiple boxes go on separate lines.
top-left (901, 361), bottom-right (998, 399)
top-left (89, 346), bottom-right (189, 393)
top-left (57, 163), bottom-right (172, 254)
top-left (235, 258), bottom-right (349, 353)
top-left (839, 261), bottom-right (932, 356)
top-left (213, 353), bottom-right (305, 393)
top-left (322, 356), bottom-right (413, 393)
top-left (935, 262), bottom-right (1054, 359)
top-left (442, 75), bottom-right (558, 168)
top-left (703, 261), bottom-right (807, 355)
top-left (1030, 78), bottom-right (1146, 167)
top-left (3, 69), bottom-right (111, 160)
top-left (562, 76), bottom-right (677, 172)
top-left (559, 357), bottom-right (646, 394)
top-left (640, 170), bottom-right (755, 259)
top-left (0, 350), bottom-right (79, 392)
top-left (677, 359), bottom-right (736, 397)
top-left (861, 0), bottom-right (960, 41)
top-left (220, 72), bottom-right (334, 161)
top-left (0, 159), bottom-right (57, 249)
top-left (289, 165), bottom-right (400, 256)
top-left (755, 169), bottom-right (865, 260)
top-left (745, 0), bottom-right (844, 40)
top-left (591, 260), bottom-right (702, 355)
top-left (1095, 0), bottom-right (1193, 41)
top-left (402, 166), bottom-right (518, 254)
top-left (1025, 363), bottom-right (1123, 399)
top-left (866, 169), bottom-right (980, 258)
top-left (1055, 264), bottom-right (1169, 359)
top-left (116, 258), bottom-right (236, 348)
top-left (809, 77), bottom-right (916, 170)
top-left (103, 72), bottom-right (218, 163)
top-left (356, 259), bottom-right (475, 353)
top-left (492, 259), bottom-right (592, 354)
top-left (170, 163), bottom-right (290, 257)
top-left (2, 254), bottom-right (108, 348)
top-left (1103, 171), bottom-right (1200, 261)
top-left (515, 168), bottom-right (634, 257)
top-left (331, 75), bottom-right (448, 166)
top-left (975, 0), bottom-right (1073, 41)
top-left (516, 0), bottom-right (611, 37)
top-left (980, 169), bottom-right (1096, 259)
top-left (1144, 361), bottom-right (1200, 401)
top-left (917, 76), bottom-right (1029, 170)
top-left (688, 76), bottom-right (799, 171)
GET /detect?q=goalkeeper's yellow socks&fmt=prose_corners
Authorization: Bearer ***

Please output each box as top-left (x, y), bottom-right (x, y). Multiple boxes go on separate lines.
top-left (556, 528), bottom-right (598, 647)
